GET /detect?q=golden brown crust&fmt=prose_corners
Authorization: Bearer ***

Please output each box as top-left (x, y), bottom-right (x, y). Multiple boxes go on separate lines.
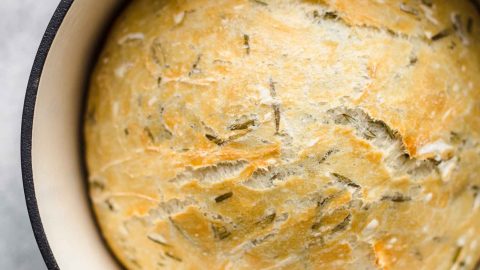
top-left (85, 0), bottom-right (480, 269)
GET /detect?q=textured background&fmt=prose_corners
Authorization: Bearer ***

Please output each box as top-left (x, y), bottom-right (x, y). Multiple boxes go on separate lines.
top-left (0, 0), bottom-right (58, 269)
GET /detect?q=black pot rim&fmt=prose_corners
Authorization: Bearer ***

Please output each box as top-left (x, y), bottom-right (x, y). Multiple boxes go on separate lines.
top-left (21, 1), bottom-right (74, 269)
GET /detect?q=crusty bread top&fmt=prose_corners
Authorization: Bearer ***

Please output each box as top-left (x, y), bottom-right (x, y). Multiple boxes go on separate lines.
top-left (85, 0), bottom-right (480, 269)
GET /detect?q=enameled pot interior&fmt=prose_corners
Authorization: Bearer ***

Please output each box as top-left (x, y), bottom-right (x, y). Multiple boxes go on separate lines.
top-left (25, 0), bottom-right (125, 269)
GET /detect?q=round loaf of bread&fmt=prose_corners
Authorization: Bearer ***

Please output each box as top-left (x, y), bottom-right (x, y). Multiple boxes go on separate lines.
top-left (85, 0), bottom-right (480, 269)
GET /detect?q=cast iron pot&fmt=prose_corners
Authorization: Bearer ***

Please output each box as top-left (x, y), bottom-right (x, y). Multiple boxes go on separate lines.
top-left (22, 0), bottom-right (126, 269)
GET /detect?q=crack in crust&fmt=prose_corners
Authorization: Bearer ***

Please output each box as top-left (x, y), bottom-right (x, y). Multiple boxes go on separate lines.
top-left (325, 107), bottom-right (441, 179)
top-left (169, 161), bottom-right (249, 185)
top-left (306, 1), bottom-right (479, 46)
top-left (308, 5), bottom-right (424, 42)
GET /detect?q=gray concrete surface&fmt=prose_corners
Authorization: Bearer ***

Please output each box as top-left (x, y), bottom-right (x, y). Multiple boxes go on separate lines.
top-left (0, 0), bottom-right (59, 269)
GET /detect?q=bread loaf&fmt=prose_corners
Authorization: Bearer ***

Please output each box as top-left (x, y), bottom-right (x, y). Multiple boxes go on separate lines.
top-left (85, 0), bottom-right (480, 269)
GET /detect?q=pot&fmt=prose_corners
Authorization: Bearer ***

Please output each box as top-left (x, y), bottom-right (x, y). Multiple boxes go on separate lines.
top-left (22, 0), bottom-right (125, 269)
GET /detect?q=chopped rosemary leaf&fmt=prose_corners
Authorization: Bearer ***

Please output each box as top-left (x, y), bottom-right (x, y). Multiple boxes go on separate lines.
top-left (273, 105), bottom-right (281, 134)
top-left (431, 29), bottom-right (451, 41)
top-left (450, 131), bottom-right (462, 143)
top-left (105, 199), bottom-right (116, 211)
top-left (467, 17), bottom-right (473, 33)
top-left (318, 194), bottom-right (335, 207)
top-left (90, 180), bottom-right (105, 190)
top-left (381, 192), bottom-right (412, 203)
top-left (331, 214), bottom-right (352, 233)
top-left (319, 149), bottom-right (338, 164)
top-left (452, 246), bottom-right (462, 263)
top-left (144, 127), bottom-right (155, 142)
top-left (256, 212), bottom-right (276, 227)
top-left (364, 129), bottom-right (377, 139)
top-left (324, 11), bottom-right (338, 20)
top-left (341, 113), bottom-right (356, 123)
top-left (150, 39), bottom-right (167, 67)
top-left (331, 173), bottom-right (361, 189)
top-left (409, 56), bottom-right (418, 65)
top-left (421, 0), bottom-right (433, 7)
top-left (212, 224), bottom-right (231, 240)
top-left (215, 192), bottom-right (233, 203)
top-left (251, 233), bottom-right (275, 245)
top-left (147, 234), bottom-right (169, 246)
top-left (251, 0), bottom-right (268, 6)
top-left (269, 78), bottom-right (277, 97)
top-left (165, 252), bottom-right (182, 262)
top-left (188, 54), bottom-right (202, 76)
top-left (243, 34), bottom-right (250, 55)
top-left (229, 119), bottom-right (255, 130)
top-left (448, 41), bottom-right (457, 50)
top-left (311, 222), bottom-right (322, 230)
top-left (381, 121), bottom-right (397, 139)
top-left (205, 134), bottom-right (224, 145)
top-left (269, 78), bottom-right (281, 134)
top-left (400, 3), bottom-right (419, 16)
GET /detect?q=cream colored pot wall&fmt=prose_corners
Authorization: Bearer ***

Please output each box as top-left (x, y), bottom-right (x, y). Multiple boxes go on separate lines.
top-left (31, 0), bottom-right (122, 268)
